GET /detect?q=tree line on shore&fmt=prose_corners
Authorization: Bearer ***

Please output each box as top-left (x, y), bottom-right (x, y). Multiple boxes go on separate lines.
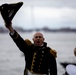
top-left (0, 26), bottom-right (76, 33)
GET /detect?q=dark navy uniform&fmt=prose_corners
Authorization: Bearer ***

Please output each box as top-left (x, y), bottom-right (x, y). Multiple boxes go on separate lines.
top-left (10, 30), bottom-right (57, 75)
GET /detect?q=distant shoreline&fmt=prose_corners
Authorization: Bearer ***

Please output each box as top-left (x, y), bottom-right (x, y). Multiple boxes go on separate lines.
top-left (0, 26), bottom-right (76, 33)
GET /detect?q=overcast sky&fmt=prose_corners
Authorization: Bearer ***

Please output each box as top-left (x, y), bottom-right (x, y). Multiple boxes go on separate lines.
top-left (0, 0), bottom-right (76, 29)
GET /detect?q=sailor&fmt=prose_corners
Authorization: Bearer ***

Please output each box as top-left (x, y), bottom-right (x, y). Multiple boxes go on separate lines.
top-left (1, 2), bottom-right (57, 74)
top-left (3, 22), bottom-right (57, 75)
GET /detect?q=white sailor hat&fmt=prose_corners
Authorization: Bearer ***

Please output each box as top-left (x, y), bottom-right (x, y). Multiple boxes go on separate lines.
top-left (66, 64), bottom-right (76, 75)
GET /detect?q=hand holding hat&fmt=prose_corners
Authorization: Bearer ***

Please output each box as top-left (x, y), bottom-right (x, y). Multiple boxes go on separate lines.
top-left (0, 2), bottom-right (23, 25)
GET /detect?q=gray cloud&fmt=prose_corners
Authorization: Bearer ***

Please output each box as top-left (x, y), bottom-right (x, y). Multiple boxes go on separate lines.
top-left (23, 0), bottom-right (76, 8)
top-left (0, 0), bottom-right (76, 8)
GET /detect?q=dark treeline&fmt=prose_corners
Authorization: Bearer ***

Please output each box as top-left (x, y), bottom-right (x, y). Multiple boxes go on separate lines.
top-left (0, 26), bottom-right (76, 33)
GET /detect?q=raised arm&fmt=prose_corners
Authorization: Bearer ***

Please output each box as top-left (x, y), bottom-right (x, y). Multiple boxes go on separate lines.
top-left (4, 22), bottom-right (29, 53)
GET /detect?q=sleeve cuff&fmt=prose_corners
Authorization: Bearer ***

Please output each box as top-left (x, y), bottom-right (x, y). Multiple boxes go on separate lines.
top-left (9, 30), bottom-right (19, 39)
top-left (10, 31), bottom-right (15, 35)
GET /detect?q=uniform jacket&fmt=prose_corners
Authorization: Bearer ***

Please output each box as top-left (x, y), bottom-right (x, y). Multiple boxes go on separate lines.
top-left (10, 30), bottom-right (57, 75)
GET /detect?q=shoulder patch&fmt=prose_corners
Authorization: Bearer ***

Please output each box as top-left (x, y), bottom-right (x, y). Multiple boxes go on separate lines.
top-left (50, 49), bottom-right (57, 58)
top-left (25, 39), bottom-right (32, 46)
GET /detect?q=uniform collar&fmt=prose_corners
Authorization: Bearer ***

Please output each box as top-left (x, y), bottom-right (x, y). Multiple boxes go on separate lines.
top-left (33, 42), bottom-right (47, 48)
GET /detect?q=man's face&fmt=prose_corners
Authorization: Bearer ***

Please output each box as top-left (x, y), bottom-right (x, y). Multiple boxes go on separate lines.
top-left (33, 32), bottom-right (45, 46)
top-left (74, 48), bottom-right (76, 56)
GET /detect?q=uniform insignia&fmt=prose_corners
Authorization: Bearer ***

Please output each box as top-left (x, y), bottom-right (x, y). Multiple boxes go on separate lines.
top-left (25, 39), bottom-right (32, 46)
top-left (50, 49), bottom-right (57, 58)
